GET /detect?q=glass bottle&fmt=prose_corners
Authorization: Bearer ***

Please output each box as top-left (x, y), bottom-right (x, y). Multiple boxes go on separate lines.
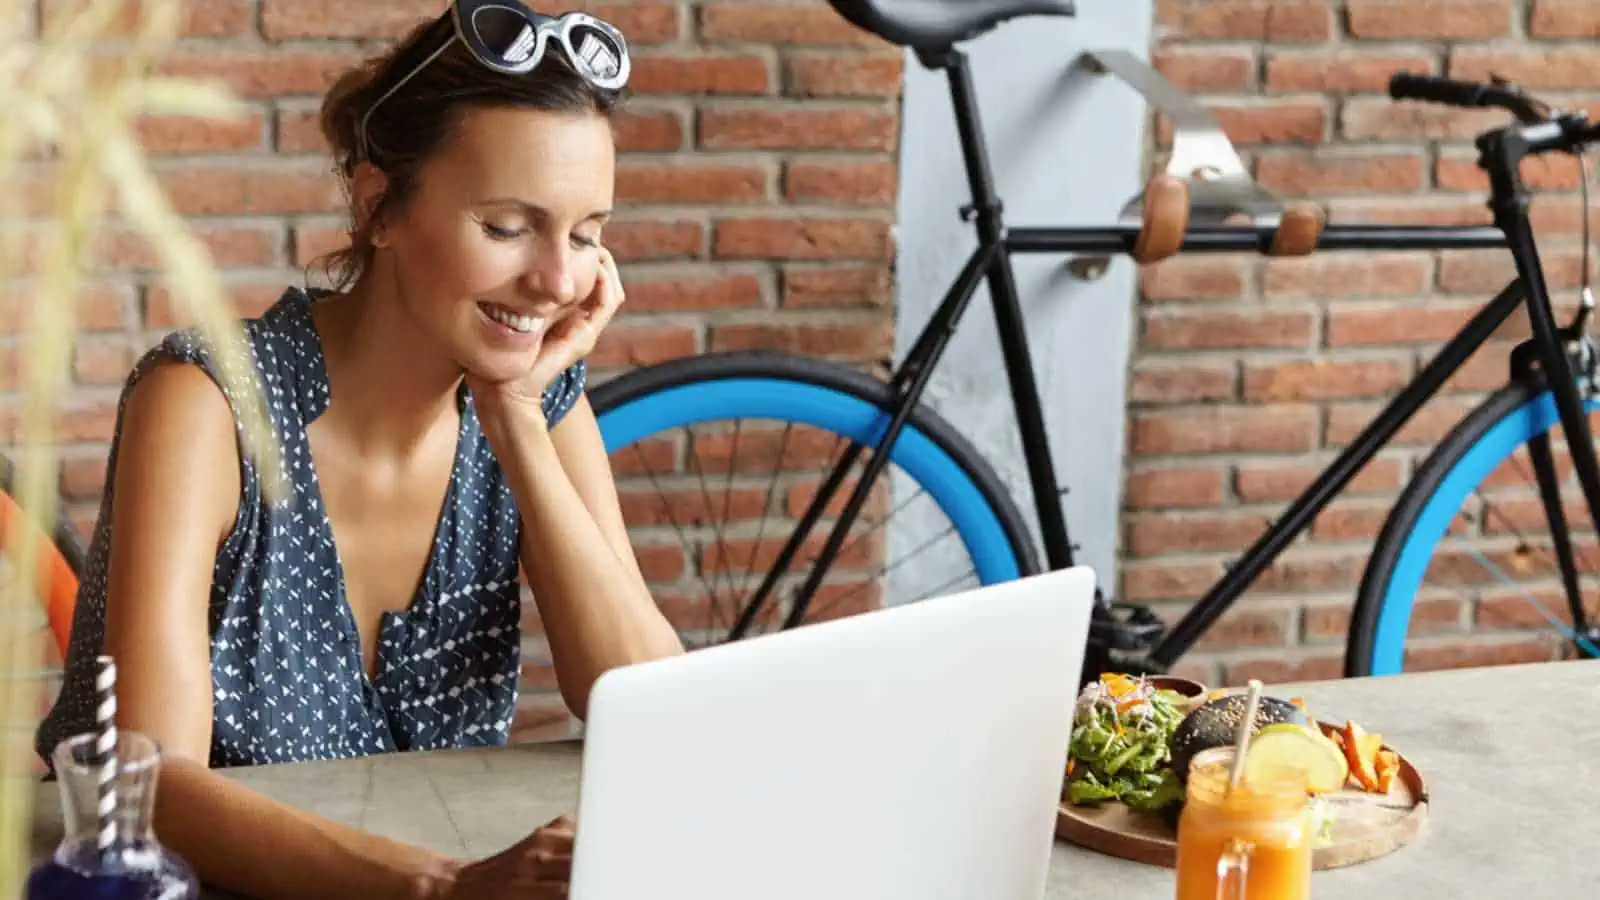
top-left (27, 730), bottom-right (200, 900)
top-left (1173, 746), bottom-right (1313, 900)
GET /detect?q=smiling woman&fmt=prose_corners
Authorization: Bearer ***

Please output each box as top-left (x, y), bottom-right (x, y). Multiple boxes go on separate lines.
top-left (29, 4), bottom-right (682, 900)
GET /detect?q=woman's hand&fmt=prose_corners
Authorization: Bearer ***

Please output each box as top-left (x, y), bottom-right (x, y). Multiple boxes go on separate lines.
top-left (431, 813), bottom-right (577, 899)
top-left (468, 247), bottom-right (625, 439)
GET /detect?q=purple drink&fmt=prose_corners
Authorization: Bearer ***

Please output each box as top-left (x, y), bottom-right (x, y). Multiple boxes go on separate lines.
top-left (28, 731), bottom-right (199, 900)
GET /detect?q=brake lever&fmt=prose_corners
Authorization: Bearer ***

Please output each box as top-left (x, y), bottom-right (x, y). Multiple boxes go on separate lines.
top-left (1489, 72), bottom-right (1554, 125)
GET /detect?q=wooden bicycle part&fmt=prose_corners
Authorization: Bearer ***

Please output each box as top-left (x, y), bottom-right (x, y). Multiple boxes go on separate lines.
top-left (1130, 174), bottom-right (1190, 264)
top-left (1268, 203), bottom-right (1326, 256)
top-left (1056, 718), bottom-right (1429, 871)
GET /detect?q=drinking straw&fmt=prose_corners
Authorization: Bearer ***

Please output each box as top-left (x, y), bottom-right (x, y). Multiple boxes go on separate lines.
top-left (94, 655), bottom-right (120, 854)
top-left (1227, 679), bottom-right (1263, 793)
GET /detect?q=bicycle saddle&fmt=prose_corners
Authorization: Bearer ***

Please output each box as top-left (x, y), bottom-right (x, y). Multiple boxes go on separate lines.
top-left (826, 0), bottom-right (1075, 50)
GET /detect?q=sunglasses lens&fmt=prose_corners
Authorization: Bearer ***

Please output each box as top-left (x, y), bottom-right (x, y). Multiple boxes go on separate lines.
top-left (470, 6), bottom-right (542, 66)
top-left (565, 23), bottom-right (625, 82)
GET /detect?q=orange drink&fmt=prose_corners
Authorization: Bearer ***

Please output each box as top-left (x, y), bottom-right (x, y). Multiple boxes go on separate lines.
top-left (1174, 747), bottom-right (1313, 900)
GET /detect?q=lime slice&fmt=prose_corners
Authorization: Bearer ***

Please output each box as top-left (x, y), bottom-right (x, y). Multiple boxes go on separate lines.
top-left (1247, 723), bottom-right (1349, 793)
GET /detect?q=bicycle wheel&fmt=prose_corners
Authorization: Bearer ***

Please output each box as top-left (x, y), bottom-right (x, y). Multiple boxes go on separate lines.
top-left (1349, 379), bottom-right (1600, 676)
top-left (590, 351), bottom-right (1041, 648)
top-left (0, 452), bottom-right (87, 657)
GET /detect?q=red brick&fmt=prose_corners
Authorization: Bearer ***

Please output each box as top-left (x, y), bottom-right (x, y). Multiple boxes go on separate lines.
top-left (1153, 48), bottom-right (1256, 92)
top-left (1310, 500), bottom-right (1394, 542)
top-left (1326, 301), bottom-right (1481, 346)
top-left (276, 106), bottom-right (326, 154)
top-left (1129, 361), bottom-right (1237, 404)
top-left (58, 453), bottom-right (108, 503)
top-left (1346, 0), bottom-right (1513, 38)
top-left (73, 339), bottom-right (140, 387)
top-left (1439, 248), bottom-right (1591, 294)
top-left (1120, 560), bottom-right (1225, 604)
top-left (1262, 254), bottom-right (1434, 298)
top-left (1140, 258), bottom-right (1250, 303)
top-left (146, 282), bottom-right (287, 329)
top-left (786, 52), bottom-right (903, 97)
top-left (1264, 51), bottom-right (1436, 94)
top-left (604, 221), bottom-right (706, 262)
top-left (614, 109), bottom-right (687, 152)
top-left (1436, 152), bottom-right (1588, 193)
top-left (1159, 102), bottom-right (1327, 147)
top-left (623, 271), bottom-right (765, 312)
top-left (1242, 357), bottom-right (1413, 402)
top-left (781, 265), bottom-right (892, 308)
top-left (1221, 654), bottom-right (1343, 686)
top-left (1234, 456), bottom-right (1407, 503)
top-left (1255, 151), bottom-right (1426, 195)
top-left (1125, 510), bottom-right (1273, 556)
top-left (1160, 0), bottom-right (1332, 42)
top-left (260, 0), bottom-right (437, 38)
top-left (1403, 637), bottom-right (1559, 672)
top-left (589, 323), bottom-right (699, 368)
top-left (136, 111), bottom-right (267, 155)
top-left (1191, 607), bottom-right (1292, 651)
top-left (698, 2), bottom-right (889, 47)
top-left (158, 50), bottom-right (365, 100)
top-left (1141, 308), bottom-right (1316, 351)
top-left (698, 105), bottom-right (897, 151)
top-left (93, 224), bottom-right (282, 272)
top-left (0, 284), bottom-right (132, 335)
top-left (42, 0), bottom-right (252, 37)
top-left (616, 486), bottom-right (771, 528)
top-left (1130, 406), bottom-right (1319, 455)
top-left (630, 53), bottom-right (772, 95)
top-left (784, 159), bottom-right (897, 204)
top-left (1327, 198), bottom-right (1493, 228)
top-left (291, 223), bottom-right (347, 269)
top-left (710, 317), bottom-right (892, 360)
top-left (155, 163), bottom-right (343, 216)
top-left (1450, 47), bottom-right (1600, 90)
top-left (713, 218), bottom-right (891, 261)
top-left (1324, 396), bottom-right (1481, 448)
top-left (1340, 99), bottom-right (1507, 141)
top-left (1531, 0), bottom-right (1600, 37)
top-left (1123, 466), bottom-right (1229, 510)
top-left (573, 2), bottom-right (683, 44)
top-left (616, 161), bottom-right (770, 204)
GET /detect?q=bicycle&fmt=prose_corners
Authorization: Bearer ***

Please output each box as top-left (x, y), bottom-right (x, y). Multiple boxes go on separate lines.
top-left (589, 0), bottom-right (1600, 685)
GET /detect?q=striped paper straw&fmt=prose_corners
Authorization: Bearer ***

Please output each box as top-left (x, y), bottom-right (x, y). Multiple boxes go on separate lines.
top-left (94, 655), bottom-right (120, 854)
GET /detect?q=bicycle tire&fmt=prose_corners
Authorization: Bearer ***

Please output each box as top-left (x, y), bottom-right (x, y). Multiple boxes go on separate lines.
top-left (1348, 379), bottom-right (1600, 676)
top-left (589, 350), bottom-right (1043, 637)
top-left (0, 452), bottom-right (87, 656)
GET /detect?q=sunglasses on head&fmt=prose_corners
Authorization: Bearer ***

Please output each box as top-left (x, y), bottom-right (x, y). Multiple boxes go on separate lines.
top-left (357, 0), bottom-right (631, 161)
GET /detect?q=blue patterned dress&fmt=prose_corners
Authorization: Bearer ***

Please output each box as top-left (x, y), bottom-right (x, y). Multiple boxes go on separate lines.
top-left (35, 286), bottom-right (586, 769)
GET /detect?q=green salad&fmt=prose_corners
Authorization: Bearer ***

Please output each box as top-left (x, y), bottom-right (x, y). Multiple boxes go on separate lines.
top-left (1065, 674), bottom-right (1187, 813)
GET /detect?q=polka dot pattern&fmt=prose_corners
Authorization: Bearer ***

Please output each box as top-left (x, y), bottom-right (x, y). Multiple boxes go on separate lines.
top-left (36, 287), bottom-right (585, 769)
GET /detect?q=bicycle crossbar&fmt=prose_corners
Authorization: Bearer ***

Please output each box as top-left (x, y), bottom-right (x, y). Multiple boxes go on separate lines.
top-left (1004, 223), bottom-right (1509, 256)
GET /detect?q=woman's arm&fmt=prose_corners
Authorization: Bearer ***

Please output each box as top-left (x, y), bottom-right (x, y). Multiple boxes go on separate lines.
top-left (101, 361), bottom-right (455, 900)
top-left (490, 393), bottom-right (683, 720)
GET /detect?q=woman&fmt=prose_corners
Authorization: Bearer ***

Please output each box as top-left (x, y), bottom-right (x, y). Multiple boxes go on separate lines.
top-left (33, 2), bottom-right (683, 897)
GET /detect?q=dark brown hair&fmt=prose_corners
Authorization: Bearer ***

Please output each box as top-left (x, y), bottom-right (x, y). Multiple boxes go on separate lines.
top-left (315, 15), bottom-right (624, 289)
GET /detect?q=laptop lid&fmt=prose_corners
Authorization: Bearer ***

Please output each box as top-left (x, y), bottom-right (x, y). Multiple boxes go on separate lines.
top-left (568, 565), bottom-right (1096, 900)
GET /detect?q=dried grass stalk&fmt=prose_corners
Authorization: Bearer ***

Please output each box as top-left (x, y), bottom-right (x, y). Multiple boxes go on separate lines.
top-left (0, 0), bottom-right (281, 892)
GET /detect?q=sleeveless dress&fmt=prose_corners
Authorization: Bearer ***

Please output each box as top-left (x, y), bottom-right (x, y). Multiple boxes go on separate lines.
top-left (34, 286), bottom-right (587, 769)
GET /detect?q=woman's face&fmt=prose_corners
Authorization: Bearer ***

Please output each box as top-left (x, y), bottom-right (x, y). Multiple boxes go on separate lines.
top-left (373, 104), bottom-right (616, 384)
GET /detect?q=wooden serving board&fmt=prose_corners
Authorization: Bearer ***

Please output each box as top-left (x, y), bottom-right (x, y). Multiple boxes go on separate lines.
top-left (1055, 719), bottom-right (1429, 870)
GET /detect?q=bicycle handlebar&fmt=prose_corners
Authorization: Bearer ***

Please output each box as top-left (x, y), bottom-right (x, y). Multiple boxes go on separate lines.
top-left (1387, 72), bottom-right (1549, 124)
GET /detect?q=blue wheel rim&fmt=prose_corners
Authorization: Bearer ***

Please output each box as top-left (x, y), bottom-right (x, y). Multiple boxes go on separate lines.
top-left (1371, 391), bottom-right (1600, 674)
top-left (595, 377), bottom-right (1024, 586)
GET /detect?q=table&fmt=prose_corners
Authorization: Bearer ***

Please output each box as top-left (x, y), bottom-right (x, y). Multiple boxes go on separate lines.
top-left (30, 659), bottom-right (1600, 898)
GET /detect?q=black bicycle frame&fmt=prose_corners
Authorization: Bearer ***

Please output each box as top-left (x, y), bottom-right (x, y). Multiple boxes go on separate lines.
top-left (729, 46), bottom-right (1600, 676)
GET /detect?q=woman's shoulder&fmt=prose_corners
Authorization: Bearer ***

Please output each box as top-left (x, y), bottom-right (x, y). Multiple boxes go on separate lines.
top-left (129, 286), bottom-right (314, 385)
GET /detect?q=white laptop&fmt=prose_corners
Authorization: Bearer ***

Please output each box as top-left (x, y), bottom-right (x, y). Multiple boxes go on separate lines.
top-left (568, 565), bottom-right (1097, 900)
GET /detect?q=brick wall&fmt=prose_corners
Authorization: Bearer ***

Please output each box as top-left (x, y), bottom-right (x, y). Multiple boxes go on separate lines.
top-left (13, 0), bottom-right (903, 739)
top-left (1127, 0), bottom-right (1600, 686)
